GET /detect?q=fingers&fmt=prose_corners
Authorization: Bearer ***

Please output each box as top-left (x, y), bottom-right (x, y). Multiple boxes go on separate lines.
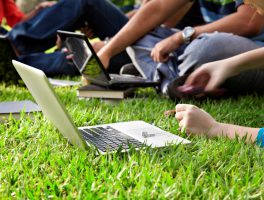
top-left (37, 1), bottom-right (56, 10)
top-left (175, 104), bottom-right (197, 134)
top-left (66, 54), bottom-right (74, 60)
top-left (150, 50), bottom-right (169, 62)
top-left (80, 27), bottom-right (94, 38)
top-left (175, 111), bottom-right (184, 121)
top-left (175, 104), bottom-right (195, 112)
top-left (150, 44), bottom-right (169, 63)
top-left (175, 104), bottom-right (189, 132)
top-left (56, 35), bottom-right (62, 49)
top-left (184, 68), bottom-right (209, 86)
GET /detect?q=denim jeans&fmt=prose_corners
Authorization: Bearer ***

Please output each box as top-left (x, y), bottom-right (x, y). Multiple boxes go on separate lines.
top-left (128, 28), bottom-right (264, 95)
top-left (178, 32), bottom-right (264, 95)
top-left (8, 0), bottom-right (129, 76)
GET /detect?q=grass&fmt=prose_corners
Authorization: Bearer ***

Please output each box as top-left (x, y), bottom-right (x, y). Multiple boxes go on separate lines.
top-left (0, 81), bottom-right (264, 199)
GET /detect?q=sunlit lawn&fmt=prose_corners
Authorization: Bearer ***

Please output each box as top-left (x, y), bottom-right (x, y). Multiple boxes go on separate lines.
top-left (0, 81), bottom-right (264, 199)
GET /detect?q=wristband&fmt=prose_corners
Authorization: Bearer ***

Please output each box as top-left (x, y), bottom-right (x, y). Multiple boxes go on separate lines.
top-left (256, 128), bottom-right (264, 147)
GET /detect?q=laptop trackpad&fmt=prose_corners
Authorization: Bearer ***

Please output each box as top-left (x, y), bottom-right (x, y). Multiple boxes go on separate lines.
top-left (110, 121), bottom-right (189, 147)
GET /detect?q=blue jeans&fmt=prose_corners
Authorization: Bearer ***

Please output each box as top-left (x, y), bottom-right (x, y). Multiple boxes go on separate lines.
top-left (128, 28), bottom-right (264, 95)
top-left (8, 0), bottom-right (129, 76)
top-left (178, 32), bottom-right (264, 95)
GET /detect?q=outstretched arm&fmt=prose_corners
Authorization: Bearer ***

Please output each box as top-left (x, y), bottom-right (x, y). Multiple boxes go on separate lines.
top-left (175, 104), bottom-right (260, 143)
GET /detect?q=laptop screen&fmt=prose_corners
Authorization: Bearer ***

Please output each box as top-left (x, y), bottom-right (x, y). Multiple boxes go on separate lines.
top-left (65, 37), bottom-right (108, 81)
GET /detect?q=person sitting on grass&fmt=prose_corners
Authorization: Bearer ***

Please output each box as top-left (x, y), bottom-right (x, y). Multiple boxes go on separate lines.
top-left (97, 0), bottom-right (264, 95)
top-left (5, 0), bottom-right (133, 76)
top-left (0, 0), bottom-right (56, 28)
top-left (5, 0), bottom-right (201, 77)
top-left (175, 0), bottom-right (264, 145)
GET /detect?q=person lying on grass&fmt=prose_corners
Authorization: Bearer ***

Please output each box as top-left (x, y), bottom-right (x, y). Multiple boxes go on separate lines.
top-left (175, 0), bottom-right (264, 147)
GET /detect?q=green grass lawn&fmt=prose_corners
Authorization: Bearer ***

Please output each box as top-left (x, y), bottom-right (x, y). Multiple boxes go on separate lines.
top-left (0, 82), bottom-right (264, 199)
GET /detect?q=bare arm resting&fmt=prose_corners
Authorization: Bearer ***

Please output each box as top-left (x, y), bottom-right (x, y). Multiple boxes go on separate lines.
top-left (175, 104), bottom-right (260, 143)
top-left (98, 0), bottom-right (192, 68)
top-left (151, 4), bottom-right (264, 62)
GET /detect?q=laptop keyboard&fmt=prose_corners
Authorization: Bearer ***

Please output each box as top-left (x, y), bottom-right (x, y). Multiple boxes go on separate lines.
top-left (79, 126), bottom-right (143, 152)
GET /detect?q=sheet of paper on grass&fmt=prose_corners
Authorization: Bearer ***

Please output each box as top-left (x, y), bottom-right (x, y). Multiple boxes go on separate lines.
top-left (48, 78), bottom-right (81, 87)
top-left (0, 100), bottom-right (41, 121)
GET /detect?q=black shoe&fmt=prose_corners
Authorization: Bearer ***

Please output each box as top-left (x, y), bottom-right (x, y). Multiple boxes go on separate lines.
top-left (167, 75), bottom-right (189, 100)
top-left (119, 63), bottom-right (141, 77)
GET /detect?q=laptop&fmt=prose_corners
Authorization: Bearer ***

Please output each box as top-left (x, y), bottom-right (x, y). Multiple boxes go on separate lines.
top-left (57, 30), bottom-right (160, 89)
top-left (12, 60), bottom-right (191, 153)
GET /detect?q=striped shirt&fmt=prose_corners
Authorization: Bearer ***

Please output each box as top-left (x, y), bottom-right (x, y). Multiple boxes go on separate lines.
top-left (199, 0), bottom-right (243, 22)
top-left (199, 0), bottom-right (264, 42)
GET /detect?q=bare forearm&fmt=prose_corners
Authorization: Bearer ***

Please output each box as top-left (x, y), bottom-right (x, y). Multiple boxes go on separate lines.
top-left (153, 4), bottom-right (264, 56)
top-left (225, 48), bottom-right (264, 74)
top-left (102, 0), bottom-right (190, 58)
top-left (194, 5), bottom-right (264, 38)
top-left (214, 123), bottom-right (259, 143)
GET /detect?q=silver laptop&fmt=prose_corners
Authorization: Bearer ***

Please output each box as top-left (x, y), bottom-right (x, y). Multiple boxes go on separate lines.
top-left (12, 60), bottom-right (191, 153)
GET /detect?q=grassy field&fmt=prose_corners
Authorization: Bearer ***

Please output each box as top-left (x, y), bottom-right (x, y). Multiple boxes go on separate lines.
top-left (0, 81), bottom-right (264, 199)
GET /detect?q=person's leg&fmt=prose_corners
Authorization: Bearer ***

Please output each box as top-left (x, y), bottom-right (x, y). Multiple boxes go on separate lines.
top-left (18, 52), bottom-right (80, 76)
top-left (178, 32), bottom-right (264, 94)
top-left (8, 0), bottom-right (128, 55)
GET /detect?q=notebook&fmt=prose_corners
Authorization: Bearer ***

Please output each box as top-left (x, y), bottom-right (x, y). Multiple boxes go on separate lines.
top-left (13, 60), bottom-right (191, 154)
top-left (48, 78), bottom-right (81, 87)
top-left (57, 30), bottom-right (160, 89)
top-left (77, 84), bottom-right (135, 99)
top-left (0, 100), bottom-right (41, 121)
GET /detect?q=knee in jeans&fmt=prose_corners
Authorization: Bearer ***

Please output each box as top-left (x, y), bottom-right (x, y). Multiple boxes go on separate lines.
top-left (182, 32), bottom-right (243, 64)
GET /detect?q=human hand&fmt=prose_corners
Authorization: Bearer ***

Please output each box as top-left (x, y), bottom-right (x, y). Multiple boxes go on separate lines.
top-left (183, 60), bottom-right (238, 92)
top-left (97, 48), bottom-right (110, 69)
top-left (56, 35), bottom-right (62, 49)
top-left (151, 32), bottom-right (183, 62)
top-left (92, 41), bottom-right (105, 53)
top-left (35, 1), bottom-right (56, 11)
top-left (175, 104), bottom-right (220, 137)
top-left (80, 26), bottom-right (94, 38)
top-left (56, 35), bottom-right (74, 60)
